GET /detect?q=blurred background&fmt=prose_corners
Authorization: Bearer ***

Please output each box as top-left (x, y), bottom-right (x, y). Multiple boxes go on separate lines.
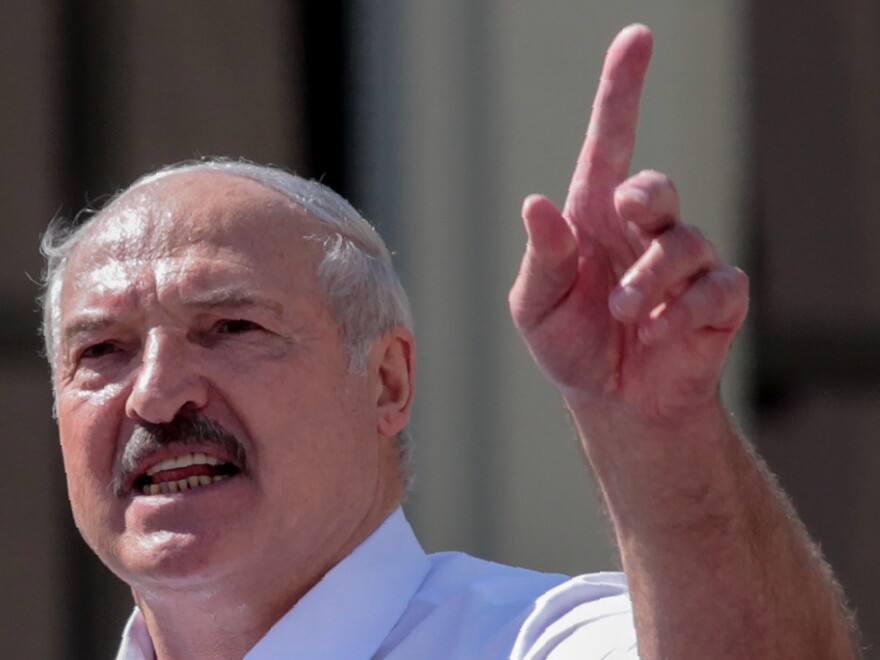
top-left (3, 1), bottom-right (879, 657)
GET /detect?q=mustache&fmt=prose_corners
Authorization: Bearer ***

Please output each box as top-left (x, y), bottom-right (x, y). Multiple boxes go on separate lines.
top-left (113, 415), bottom-right (248, 496)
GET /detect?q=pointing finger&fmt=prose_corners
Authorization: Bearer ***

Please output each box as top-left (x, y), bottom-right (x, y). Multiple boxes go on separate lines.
top-left (564, 24), bottom-right (653, 225)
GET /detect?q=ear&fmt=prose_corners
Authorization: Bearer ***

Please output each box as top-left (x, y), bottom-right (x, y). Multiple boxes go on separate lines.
top-left (370, 327), bottom-right (416, 439)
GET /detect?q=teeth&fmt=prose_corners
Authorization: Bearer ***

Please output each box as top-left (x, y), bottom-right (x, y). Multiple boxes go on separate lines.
top-left (141, 473), bottom-right (232, 496)
top-left (146, 452), bottom-right (224, 476)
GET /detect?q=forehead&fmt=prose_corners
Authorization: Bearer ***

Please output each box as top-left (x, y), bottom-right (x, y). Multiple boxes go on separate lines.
top-left (60, 171), bottom-right (328, 317)
top-left (73, 171), bottom-right (319, 264)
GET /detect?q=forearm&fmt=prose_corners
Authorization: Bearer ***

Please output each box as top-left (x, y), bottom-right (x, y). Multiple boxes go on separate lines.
top-left (569, 399), bottom-right (860, 659)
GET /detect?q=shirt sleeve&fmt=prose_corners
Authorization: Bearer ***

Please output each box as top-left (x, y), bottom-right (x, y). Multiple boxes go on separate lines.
top-left (510, 572), bottom-right (639, 660)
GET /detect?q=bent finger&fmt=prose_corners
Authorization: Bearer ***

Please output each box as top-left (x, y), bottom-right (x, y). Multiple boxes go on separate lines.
top-left (638, 265), bottom-right (749, 345)
top-left (615, 169), bottom-right (681, 238)
top-left (609, 224), bottom-right (719, 323)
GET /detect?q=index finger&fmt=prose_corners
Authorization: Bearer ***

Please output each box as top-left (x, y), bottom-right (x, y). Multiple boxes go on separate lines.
top-left (564, 25), bottom-right (653, 219)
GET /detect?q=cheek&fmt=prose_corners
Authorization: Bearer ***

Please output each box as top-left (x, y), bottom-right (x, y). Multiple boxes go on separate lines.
top-left (57, 396), bottom-right (130, 560)
top-left (57, 390), bottom-right (125, 497)
top-left (251, 372), bottom-right (374, 461)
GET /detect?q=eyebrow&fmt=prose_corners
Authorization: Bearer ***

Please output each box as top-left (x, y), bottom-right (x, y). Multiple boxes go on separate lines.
top-left (61, 291), bottom-right (285, 344)
top-left (63, 317), bottom-right (117, 344)
top-left (180, 290), bottom-right (285, 316)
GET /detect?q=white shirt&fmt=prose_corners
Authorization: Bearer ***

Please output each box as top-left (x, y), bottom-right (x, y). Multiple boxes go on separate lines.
top-left (116, 509), bottom-right (638, 659)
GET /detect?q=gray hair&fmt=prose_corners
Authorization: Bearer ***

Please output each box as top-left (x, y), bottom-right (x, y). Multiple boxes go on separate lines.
top-left (40, 159), bottom-right (414, 480)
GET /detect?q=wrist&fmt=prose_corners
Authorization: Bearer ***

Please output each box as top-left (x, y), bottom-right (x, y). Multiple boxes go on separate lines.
top-left (567, 397), bottom-right (749, 536)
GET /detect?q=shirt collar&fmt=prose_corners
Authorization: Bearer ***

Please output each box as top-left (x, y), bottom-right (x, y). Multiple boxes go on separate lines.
top-left (115, 606), bottom-right (153, 660)
top-left (116, 508), bottom-right (429, 660)
top-left (246, 507), bottom-right (430, 659)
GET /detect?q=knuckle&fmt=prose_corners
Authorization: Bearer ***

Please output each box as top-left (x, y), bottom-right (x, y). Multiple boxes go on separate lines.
top-left (632, 169), bottom-right (679, 197)
top-left (664, 293), bottom-right (705, 336)
top-left (726, 267), bottom-right (751, 318)
top-left (650, 170), bottom-right (677, 195)
top-left (631, 168), bottom-right (658, 183)
top-left (667, 298), bottom-right (694, 333)
top-left (620, 172), bottom-right (681, 234)
top-left (714, 265), bottom-right (748, 299)
top-left (637, 168), bottom-right (670, 184)
top-left (703, 272), bottom-right (728, 304)
top-left (703, 268), bottom-right (746, 314)
top-left (636, 169), bottom-right (678, 201)
top-left (731, 266), bottom-right (749, 293)
top-left (668, 225), bottom-right (709, 264)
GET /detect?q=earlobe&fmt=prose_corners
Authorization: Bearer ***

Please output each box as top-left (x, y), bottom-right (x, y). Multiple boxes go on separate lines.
top-left (373, 327), bottom-right (416, 438)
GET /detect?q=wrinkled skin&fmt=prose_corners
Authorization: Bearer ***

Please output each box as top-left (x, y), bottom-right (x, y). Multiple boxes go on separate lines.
top-left (55, 173), bottom-right (413, 659)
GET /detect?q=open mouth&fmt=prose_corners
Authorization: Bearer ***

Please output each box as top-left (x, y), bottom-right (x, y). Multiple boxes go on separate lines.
top-left (134, 452), bottom-right (240, 496)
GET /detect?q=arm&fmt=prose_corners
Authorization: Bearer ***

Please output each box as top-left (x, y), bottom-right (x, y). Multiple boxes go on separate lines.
top-left (509, 24), bottom-right (858, 659)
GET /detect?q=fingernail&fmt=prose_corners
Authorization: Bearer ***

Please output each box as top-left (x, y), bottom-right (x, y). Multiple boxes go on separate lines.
top-left (609, 285), bottom-right (643, 320)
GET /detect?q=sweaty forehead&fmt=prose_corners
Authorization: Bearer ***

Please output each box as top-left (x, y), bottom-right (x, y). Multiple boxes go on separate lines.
top-left (72, 171), bottom-right (322, 266)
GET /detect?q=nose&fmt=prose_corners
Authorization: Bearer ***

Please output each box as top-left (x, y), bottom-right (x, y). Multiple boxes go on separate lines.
top-left (125, 329), bottom-right (208, 424)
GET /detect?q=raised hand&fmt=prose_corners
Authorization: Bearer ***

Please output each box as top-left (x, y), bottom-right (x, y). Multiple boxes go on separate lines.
top-left (507, 26), bottom-right (860, 659)
top-left (509, 25), bottom-right (748, 423)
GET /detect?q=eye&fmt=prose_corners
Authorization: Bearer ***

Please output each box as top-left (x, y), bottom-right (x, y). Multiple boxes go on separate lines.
top-left (80, 341), bottom-right (118, 359)
top-left (216, 319), bottom-right (264, 334)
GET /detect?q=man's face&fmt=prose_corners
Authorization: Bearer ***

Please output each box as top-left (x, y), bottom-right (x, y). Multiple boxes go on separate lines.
top-left (55, 172), bottom-right (398, 596)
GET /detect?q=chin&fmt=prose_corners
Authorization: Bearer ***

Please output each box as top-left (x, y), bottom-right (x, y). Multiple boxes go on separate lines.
top-left (109, 529), bottom-right (238, 594)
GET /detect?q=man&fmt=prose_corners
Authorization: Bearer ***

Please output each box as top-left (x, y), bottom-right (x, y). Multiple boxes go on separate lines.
top-left (43, 25), bottom-right (857, 659)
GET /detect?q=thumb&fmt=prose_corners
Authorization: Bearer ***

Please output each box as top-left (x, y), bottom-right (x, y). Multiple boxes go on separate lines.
top-left (509, 194), bottom-right (579, 332)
